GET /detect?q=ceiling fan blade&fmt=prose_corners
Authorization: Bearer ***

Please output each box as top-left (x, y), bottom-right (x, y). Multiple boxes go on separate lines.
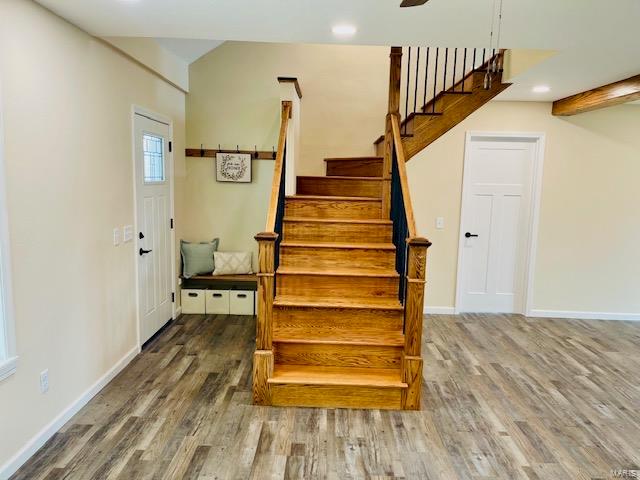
top-left (400, 0), bottom-right (429, 6)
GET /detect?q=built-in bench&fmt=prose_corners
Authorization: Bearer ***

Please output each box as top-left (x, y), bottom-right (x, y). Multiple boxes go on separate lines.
top-left (180, 274), bottom-right (258, 316)
top-left (180, 273), bottom-right (258, 291)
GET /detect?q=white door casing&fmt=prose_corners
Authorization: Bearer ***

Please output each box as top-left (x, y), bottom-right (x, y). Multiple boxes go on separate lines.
top-left (456, 132), bottom-right (545, 314)
top-left (134, 111), bottom-right (174, 344)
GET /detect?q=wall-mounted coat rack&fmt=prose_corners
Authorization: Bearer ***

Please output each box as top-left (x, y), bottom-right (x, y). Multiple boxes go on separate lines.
top-left (186, 144), bottom-right (276, 160)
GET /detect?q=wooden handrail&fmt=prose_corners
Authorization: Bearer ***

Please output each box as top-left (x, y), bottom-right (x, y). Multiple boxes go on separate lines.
top-left (264, 100), bottom-right (292, 231)
top-left (390, 114), bottom-right (416, 239)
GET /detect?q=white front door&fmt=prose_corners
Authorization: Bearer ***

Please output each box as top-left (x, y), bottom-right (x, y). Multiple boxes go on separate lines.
top-left (134, 113), bottom-right (173, 343)
top-left (457, 136), bottom-right (537, 313)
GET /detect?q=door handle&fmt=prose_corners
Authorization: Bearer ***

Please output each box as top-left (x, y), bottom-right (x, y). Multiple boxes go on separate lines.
top-left (465, 232), bottom-right (479, 238)
top-left (139, 248), bottom-right (153, 256)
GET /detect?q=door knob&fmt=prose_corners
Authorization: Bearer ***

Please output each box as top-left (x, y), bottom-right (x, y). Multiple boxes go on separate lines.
top-left (465, 232), bottom-right (479, 238)
top-left (139, 248), bottom-right (152, 256)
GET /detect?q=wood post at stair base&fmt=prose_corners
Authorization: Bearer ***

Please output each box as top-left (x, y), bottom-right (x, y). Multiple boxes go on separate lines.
top-left (404, 238), bottom-right (430, 356)
top-left (407, 237), bottom-right (430, 279)
top-left (253, 350), bottom-right (274, 405)
top-left (401, 355), bottom-right (423, 410)
top-left (402, 238), bottom-right (430, 410)
top-left (255, 233), bottom-right (277, 350)
top-left (404, 279), bottom-right (425, 356)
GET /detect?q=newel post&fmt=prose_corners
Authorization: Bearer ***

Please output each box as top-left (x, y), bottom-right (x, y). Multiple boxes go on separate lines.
top-left (402, 236), bottom-right (431, 410)
top-left (382, 46), bottom-right (403, 219)
top-left (253, 232), bottom-right (277, 405)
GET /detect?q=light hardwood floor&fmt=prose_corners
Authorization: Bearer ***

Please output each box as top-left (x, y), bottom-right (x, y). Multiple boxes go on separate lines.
top-left (11, 313), bottom-right (640, 479)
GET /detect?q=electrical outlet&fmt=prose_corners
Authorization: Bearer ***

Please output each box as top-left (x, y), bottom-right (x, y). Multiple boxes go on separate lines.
top-left (123, 225), bottom-right (133, 242)
top-left (113, 228), bottom-right (121, 246)
top-left (40, 369), bottom-right (49, 393)
top-left (436, 217), bottom-right (445, 230)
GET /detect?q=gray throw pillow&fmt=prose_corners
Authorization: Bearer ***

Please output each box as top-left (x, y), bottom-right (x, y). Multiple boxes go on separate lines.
top-left (181, 238), bottom-right (219, 278)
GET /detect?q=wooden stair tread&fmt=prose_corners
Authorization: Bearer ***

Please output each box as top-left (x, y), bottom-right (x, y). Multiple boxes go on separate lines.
top-left (269, 365), bottom-right (406, 388)
top-left (296, 176), bottom-right (382, 181)
top-left (286, 195), bottom-right (381, 202)
top-left (324, 156), bottom-right (383, 162)
top-left (273, 326), bottom-right (404, 346)
top-left (284, 216), bottom-right (391, 225)
top-left (280, 241), bottom-right (395, 250)
top-left (274, 295), bottom-right (403, 310)
top-left (277, 266), bottom-right (399, 278)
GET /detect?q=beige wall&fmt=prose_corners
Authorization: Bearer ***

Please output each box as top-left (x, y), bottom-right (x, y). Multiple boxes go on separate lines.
top-left (409, 101), bottom-right (640, 314)
top-left (102, 37), bottom-right (190, 92)
top-left (185, 41), bottom-right (387, 268)
top-left (0, 0), bottom-right (185, 472)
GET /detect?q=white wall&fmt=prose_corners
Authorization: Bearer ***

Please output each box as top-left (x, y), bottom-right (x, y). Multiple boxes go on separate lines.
top-left (184, 41), bottom-right (387, 267)
top-left (188, 41), bottom-right (388, 176)
top-left (0, 0), bottom-right (185, 475)
top-left (409, 101), bottom-right (640, 316)
top-left (102, 36), bottom-right (190, 92)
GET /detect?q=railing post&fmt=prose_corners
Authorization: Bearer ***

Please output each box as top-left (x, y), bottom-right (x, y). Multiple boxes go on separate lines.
top-left (383, 47), bottom-right (403, 219)
top-left (253, 232), bottom-right (277, 405)
top-left (402, 237), bottom-right (431, 410)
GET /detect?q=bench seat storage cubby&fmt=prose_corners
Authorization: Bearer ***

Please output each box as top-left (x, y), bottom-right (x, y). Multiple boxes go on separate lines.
top-left (180, 274), bottom-right (258, 316)
top-left (230, 291), bottom-right (254, 315)
top-left (205, 290), bottom-right (230, 314)
top-left (181, 289), bottom-right (206, 314)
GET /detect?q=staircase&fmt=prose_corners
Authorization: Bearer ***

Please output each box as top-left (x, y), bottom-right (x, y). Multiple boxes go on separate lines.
top-left (253, 47), bottom-right (509, 411)
top-left (269, 158), bottom-right (409, 409)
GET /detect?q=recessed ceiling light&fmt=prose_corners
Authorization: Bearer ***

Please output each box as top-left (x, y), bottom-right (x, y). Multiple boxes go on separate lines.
top-left (332, 24), bottom-right (357, 37)
top-left (532, 85), bottom-right (551, 93)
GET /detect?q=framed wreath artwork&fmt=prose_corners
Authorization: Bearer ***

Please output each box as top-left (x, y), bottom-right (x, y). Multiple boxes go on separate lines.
top-left (215, 153), bottom-right (252, 183)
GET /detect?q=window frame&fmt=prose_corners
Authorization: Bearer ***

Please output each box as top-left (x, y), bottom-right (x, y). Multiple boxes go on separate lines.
top-left (0, 74), bottom-right (17, 382)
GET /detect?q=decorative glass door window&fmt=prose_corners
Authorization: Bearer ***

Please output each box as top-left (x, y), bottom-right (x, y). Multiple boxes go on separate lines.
top-left (143, 133), bottom-right (165, 183)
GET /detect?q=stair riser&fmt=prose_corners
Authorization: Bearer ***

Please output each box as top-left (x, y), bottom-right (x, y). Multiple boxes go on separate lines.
top-left (279, 246), bottom-right (395, 271)
top-left (285, 199), bottom-right (382, 220)
top-left (270, 384), bottom-right (402, 409)
top-left (277, 274), bottom-right (399, 299)
top-left (274, 342), bottom-right (402, 368)
top-left (326, 159), bottom-right (383, 178)
top-left (283, 221), bottom-right (392, 242)
top-left (297, 177), bottom-right (382, 198)
top-left (274, 306), bottom-right (403, 331)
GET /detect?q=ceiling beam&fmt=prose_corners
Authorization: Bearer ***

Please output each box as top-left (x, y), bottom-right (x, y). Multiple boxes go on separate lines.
top-left (552, 74), bottom-right (640, 116)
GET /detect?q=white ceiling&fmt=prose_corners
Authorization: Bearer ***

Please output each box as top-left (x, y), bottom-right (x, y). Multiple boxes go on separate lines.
top-left (37, 0), bottom-right (640, 101)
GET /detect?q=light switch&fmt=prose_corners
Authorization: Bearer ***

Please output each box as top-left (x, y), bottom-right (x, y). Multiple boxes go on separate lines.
top-left (436, 217), bottom-right (444, 230)
top-left (123, 225), bottom-right (133, 242)
top-left (113, 228), bottom-right (121, 246)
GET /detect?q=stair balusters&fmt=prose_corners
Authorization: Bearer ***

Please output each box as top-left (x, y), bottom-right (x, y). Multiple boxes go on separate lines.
top-left (397, 46), bottom-right (504, 127)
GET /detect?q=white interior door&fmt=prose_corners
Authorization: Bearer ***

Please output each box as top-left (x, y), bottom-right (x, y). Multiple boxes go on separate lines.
top-left (134, 113), bottom-right (173, 343)
top-left (457, 136), bottom-right (537, 313)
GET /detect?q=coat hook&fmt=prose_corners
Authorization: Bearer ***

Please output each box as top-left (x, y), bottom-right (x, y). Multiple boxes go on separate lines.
top-left (200, 144), bottom-right (204, 157)
top-left (272, 146), bottom-right (276, 159)
top-left (218, 144), bottom-right (221, 153)
top-left (254, 145), bottom-right (258, 159)
top-left (236, 145), bottom-right (240, 153)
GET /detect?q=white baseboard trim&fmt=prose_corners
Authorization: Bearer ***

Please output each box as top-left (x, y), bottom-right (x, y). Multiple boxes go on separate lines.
top-left (0, 346), bottom-right (139, 480)
top-left (424, 306), bottom-right (456, 314)
top-left (174, 306), bottom-right (182, 319)
top-left (528, 309), bottom-right (640, 321)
